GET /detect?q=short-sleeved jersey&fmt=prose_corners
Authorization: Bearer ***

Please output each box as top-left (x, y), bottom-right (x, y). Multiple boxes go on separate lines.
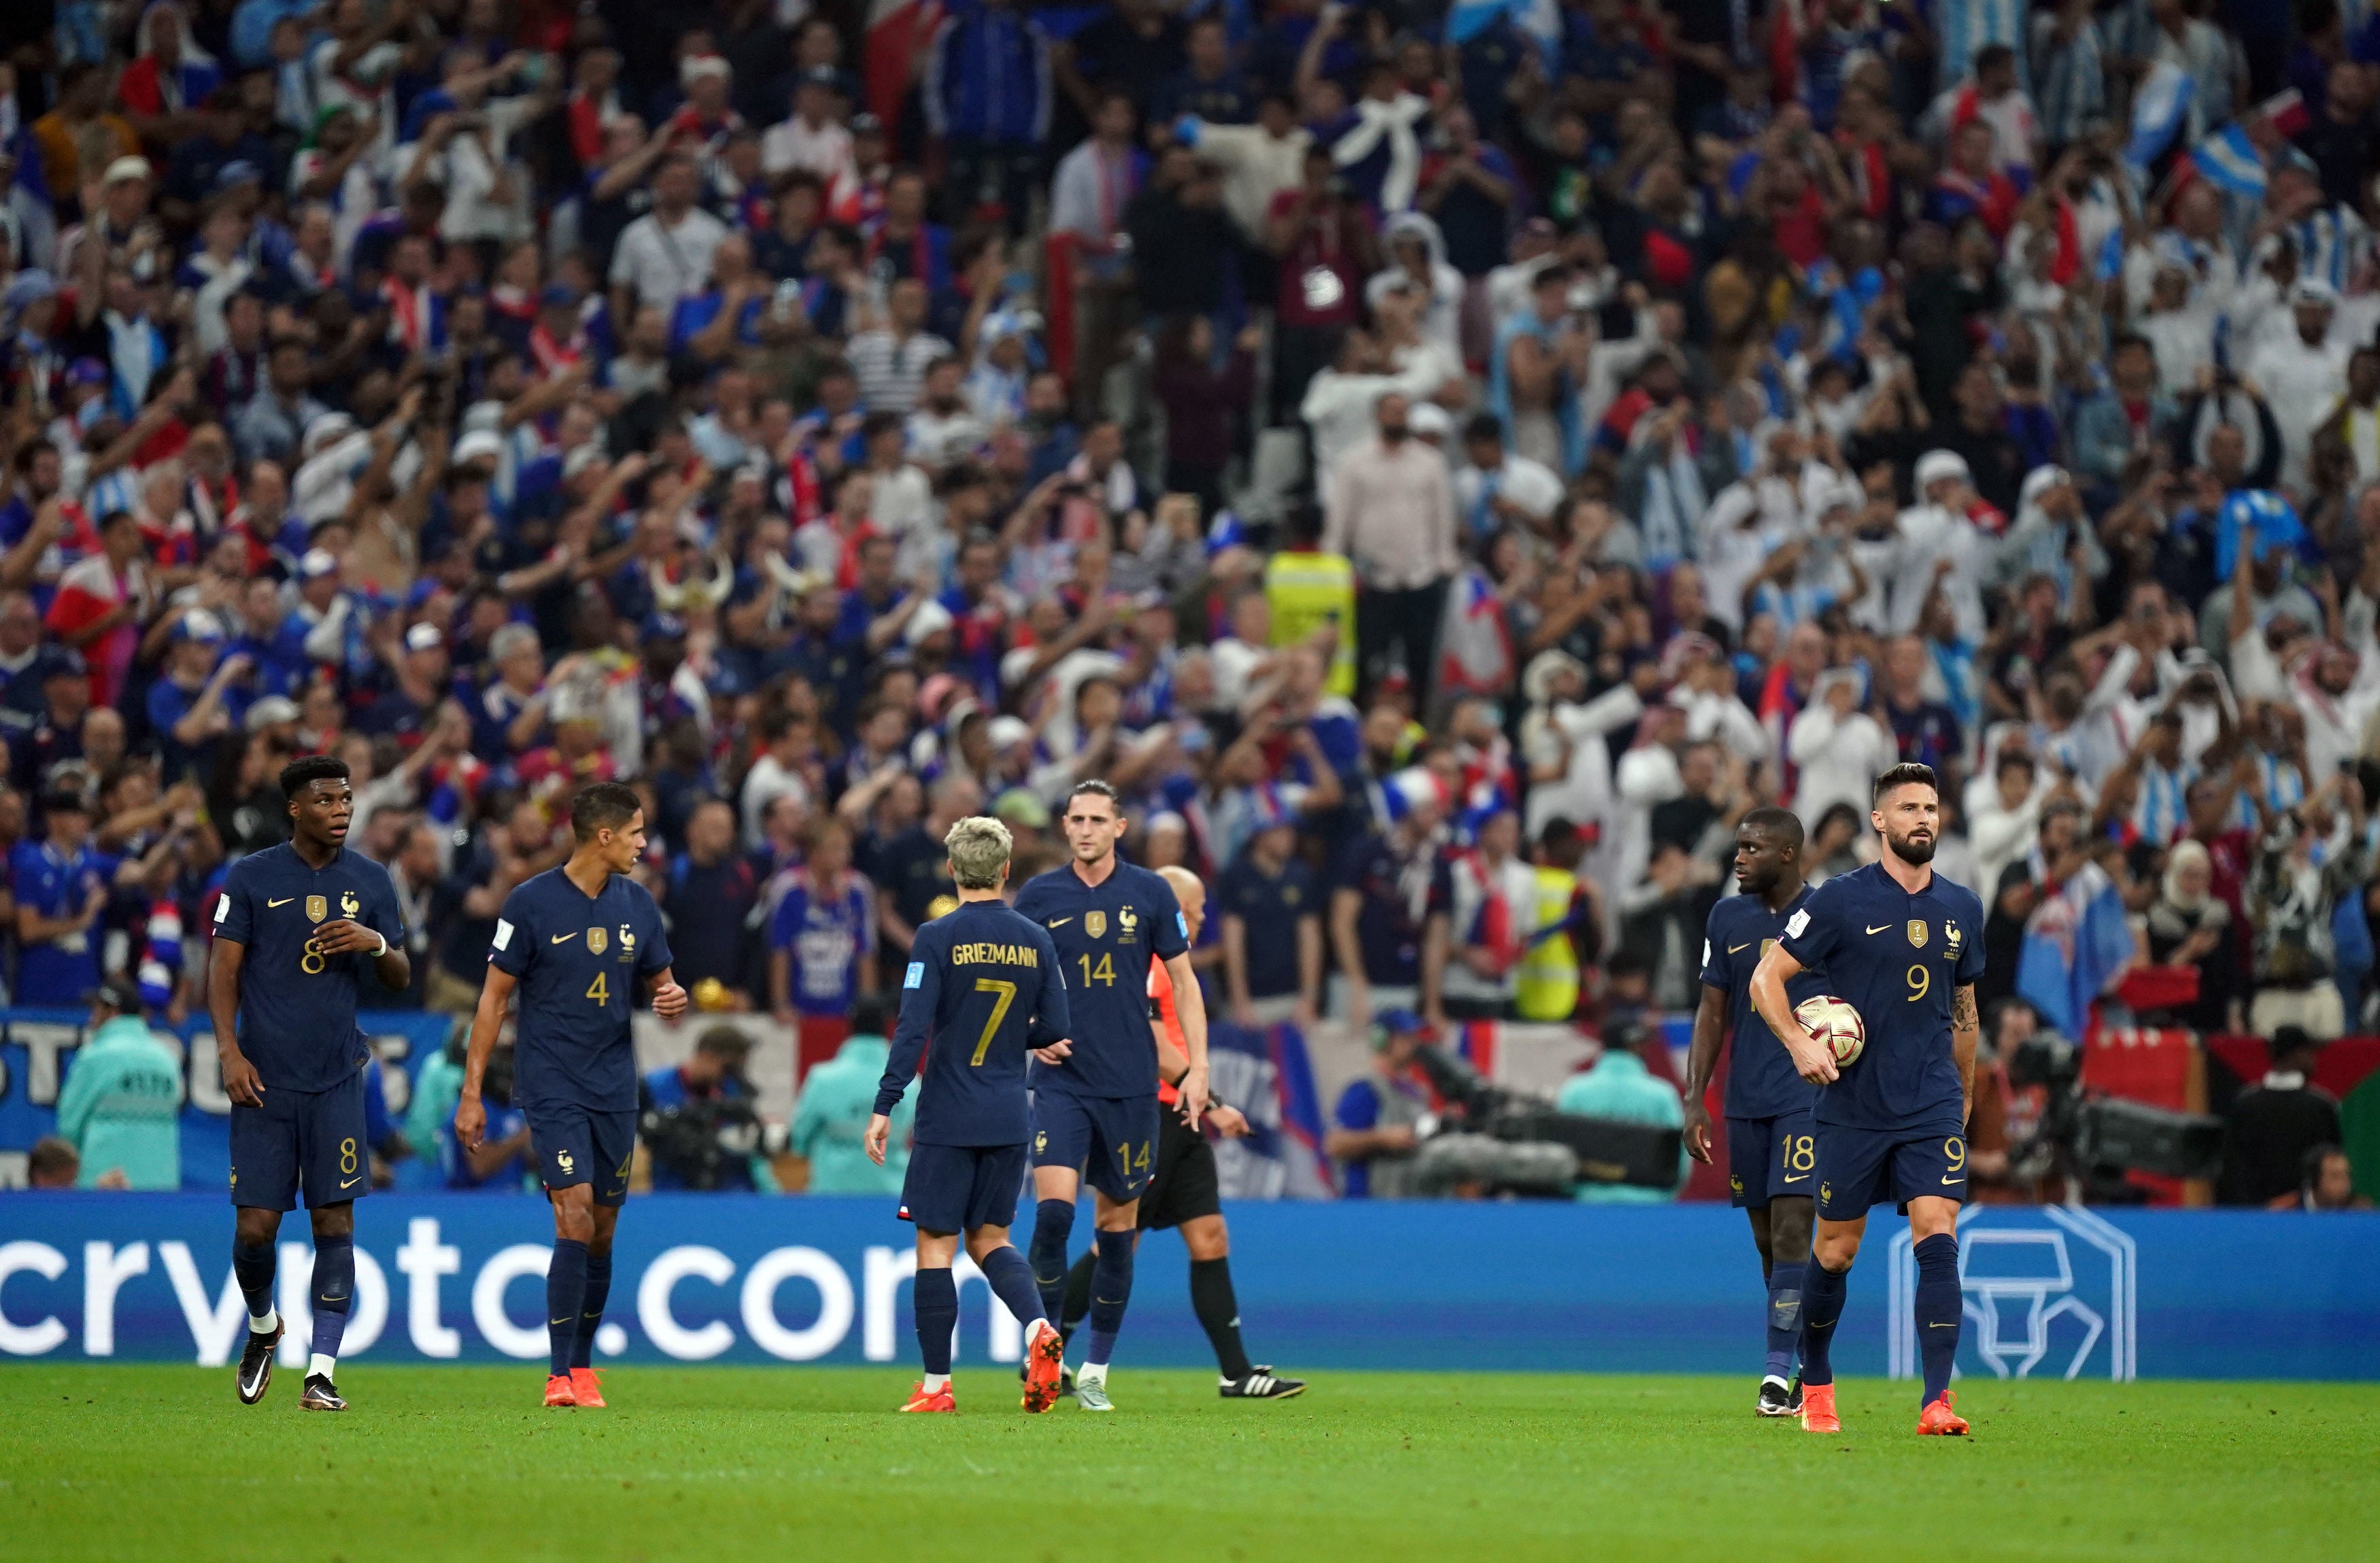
top-left (879, 899), bottom-right (1070, 1146)
top-left (214, 843), bottom-right (407, 1092)
top-left (1700, 888), bottom-right (1826, 1120)
top-left (768, 872), bottom-right (875, 1015)
top-left (490, 868), bottom-right (673, 1113)
top-left (1013, 860), bottom-right (1189, 1099)
top-left (1775, 862), bottom-right (1986, 1135)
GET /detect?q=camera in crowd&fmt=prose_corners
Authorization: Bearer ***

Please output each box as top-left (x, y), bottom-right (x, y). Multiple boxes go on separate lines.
top-left (1406, 1035), bottom-right (1683, 1199)
top-left (2003, 1023), bottom-right (2224, 1201)
top-left (637, 1027), bottom-right (775, 1191)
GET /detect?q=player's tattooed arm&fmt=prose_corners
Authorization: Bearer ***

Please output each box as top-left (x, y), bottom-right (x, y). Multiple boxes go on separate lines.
top-left (1951, 982), bottom-right (1979, 1124)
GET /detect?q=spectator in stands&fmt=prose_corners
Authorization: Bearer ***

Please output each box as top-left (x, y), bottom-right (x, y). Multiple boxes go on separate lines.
top-left (2273, 1144), bottom-right (2372, 1211)
top-left (1219, 807), bottom-right (1323, 1029)
top-left (768, 816), bottom-right (876, 1082)
top-left (2218, 1027), bottom-right (2344, 1206)
top-left (2143, 838), bottom-right (2245, 1033)
top-left (2248, 774), bottom-right (2368, 1038)
top-left (790, 992), bottom-right (914, 1194)
top-left (54, 976), bottom-right (181, 1189)
top-left (27, 1136), bottom-right (88, 1188)
top-left (1327, 1008), bottom-right (1429, 1199)
top-left (1329, 788), bottom-right (1441, 1029)
top-left (641, 1026), bottom-right (771, 1192)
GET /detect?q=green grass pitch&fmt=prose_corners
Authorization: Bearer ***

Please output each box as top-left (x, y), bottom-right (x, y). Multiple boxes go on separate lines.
top-left (5, 1367), bottom-right (2373, 1562)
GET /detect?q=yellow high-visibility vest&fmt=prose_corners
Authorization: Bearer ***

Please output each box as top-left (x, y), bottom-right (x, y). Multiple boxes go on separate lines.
top-left (1514, 865), bottom-right (1580, 1022)
top-left (1265, 550), bottom-right (1357, 698)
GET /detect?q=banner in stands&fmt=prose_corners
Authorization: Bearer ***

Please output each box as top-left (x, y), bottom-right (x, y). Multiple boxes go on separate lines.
top-left (3, 1196), bottom-right (2373, 1379)
top-left (0, 1009), bottom-right (455, 1192)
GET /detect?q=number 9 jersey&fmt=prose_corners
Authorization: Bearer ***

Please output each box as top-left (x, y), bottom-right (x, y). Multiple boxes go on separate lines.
top-left (1775, 861), bottom-right (1986, 1138)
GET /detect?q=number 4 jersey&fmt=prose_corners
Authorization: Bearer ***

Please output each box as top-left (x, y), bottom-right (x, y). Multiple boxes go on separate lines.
top-left (491, 868), bottom-right (673, 1114)
top-left (879, 901), bottom-right (1070, 1146)
top-left (213, 843), bottom-right (406, 1092)
top-left (1775, 861), bottom-right (1986, 1137)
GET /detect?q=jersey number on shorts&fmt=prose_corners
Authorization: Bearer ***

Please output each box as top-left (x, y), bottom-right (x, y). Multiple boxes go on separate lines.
top-left (1907, 964), bottom-right (1929, 1002)
top-left (1117, 1139), bottom-right (1150, 1175)
top-left (1784, 1135), bottom-right (1814, 1173)
top-left (1077, 952), bottom-right (1115, 986)
top-left (972, 978), bottom-right (1017, 1065)
top-left (587, 972), bottom-right (609, 1004)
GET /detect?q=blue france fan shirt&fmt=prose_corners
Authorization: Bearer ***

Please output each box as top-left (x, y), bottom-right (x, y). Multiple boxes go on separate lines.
top-left (1013, 861), bottom-right (1189, 1099)
top-left (10, 840), bottom-right (120, 1006)
top-left (1776, 862), bottom-right (1986, 1137)
top-left (490, 868), bottom-right (673, 1114)
top-left (877, 901), bottom-right (1070, 1146)
top-left (213, 843), bottom-right (407, 1092)
top-left (1699, 887), bottom-right (1825, 1121)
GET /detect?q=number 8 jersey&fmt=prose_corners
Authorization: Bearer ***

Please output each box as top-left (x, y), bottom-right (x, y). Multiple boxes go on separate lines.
top-left (213, 842), bottom-right (405, 1092)
top-left (1775, 861), bottom-right (1986, 1137)
top-left (490, 867), bottom-right (673, 1114)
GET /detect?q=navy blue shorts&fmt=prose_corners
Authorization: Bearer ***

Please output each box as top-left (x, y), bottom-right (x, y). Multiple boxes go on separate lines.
top-left (1031, 1089), bottom-right (1159, 1204)
top-left (1814, 1124), bottom-right (1969, 1220)
top-left (527, 1104), bottom-right (636, 1206)
top-left (229, 1069), bottom-right (370, 1211)
top-left (1726, 1110), bottom-right (1818, 1209)
top-left (900, 1141), bottom-right (1029, 1233)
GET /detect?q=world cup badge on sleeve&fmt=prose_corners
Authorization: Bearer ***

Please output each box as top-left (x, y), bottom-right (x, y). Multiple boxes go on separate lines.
top-left (1907, 919), bottom-right (1928, 948)
top-left (305, 894), bottom-right (327, 923)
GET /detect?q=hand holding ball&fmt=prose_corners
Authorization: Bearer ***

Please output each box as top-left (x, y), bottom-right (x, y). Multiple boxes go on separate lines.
top-left (1795, 995), bottom-right (1866, 1069)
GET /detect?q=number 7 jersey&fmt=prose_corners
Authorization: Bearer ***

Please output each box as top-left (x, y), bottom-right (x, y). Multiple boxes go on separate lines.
top-left (879, 900), bottom-right (1070, 1146)
top-left (490, 868), bottom-right (673, 1114)
top-left (1775, 861), bottom-right (1986, 1136)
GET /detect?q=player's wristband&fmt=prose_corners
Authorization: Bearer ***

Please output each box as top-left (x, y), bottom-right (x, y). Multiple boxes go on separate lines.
top-left (371, 930), bottom-right (390, 957)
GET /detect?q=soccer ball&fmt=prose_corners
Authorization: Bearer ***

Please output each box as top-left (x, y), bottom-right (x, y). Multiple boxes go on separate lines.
top-left (1794, 995), bottom-right (1866, 1068)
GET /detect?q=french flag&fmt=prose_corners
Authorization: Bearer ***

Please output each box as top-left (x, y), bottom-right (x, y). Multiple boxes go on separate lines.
top-left (1265, 1022), bottom-right (1338, 1197)
top-left (1437, 572), bottom-right (1514, 698)
top-left (864, 0), bottom-right (944, 128)
top-left (2124, 61), bottom-right (2193, 169)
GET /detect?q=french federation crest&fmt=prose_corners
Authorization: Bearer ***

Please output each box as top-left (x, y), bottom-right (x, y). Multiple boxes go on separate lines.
top-left (1907, 919), bottom-right (1928, 948)
top-left (340, 890), bottom-right (360, 918)
top-left (305, 894), bottom-right (327, 923)
top-left (620, 926), bottom-right (636, 950)
top-left (1085, 910), bottom-right (1107, 939)
top-left (1118, 906), bottom-right (1138, 931)
top-left (588, 927), bottom-right (609, 955)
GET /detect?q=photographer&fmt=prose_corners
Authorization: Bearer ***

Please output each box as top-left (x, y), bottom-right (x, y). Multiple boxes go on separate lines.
top-left (639, 1025), bottom-right (772, 1192)
top-left (1325, 1008), bottom-right (1430, 1198)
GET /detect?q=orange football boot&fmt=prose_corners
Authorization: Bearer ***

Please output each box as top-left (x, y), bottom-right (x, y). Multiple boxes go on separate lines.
top-left (1917, 1392), bottom-right (1969, 1436)
top-left (545, 1373), bottom-right (577, 1408)
top-left (900, 1381), bottom-right (957, 1413)
top-left (1800, 1382), bottom-right (1842, 1433)
top-left (570, 1368), bottom-right (608, 1409)
top-left (1020, 1318), bottom-right (1067, 1413)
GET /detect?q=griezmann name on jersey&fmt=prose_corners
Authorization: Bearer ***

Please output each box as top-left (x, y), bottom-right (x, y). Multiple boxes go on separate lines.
top-left (490, 868), bottom-right (673, 1114)
top-left (1011, 862), bottom-right (1188, 1099)
top-left (214, 844), bottom-right (407, 1091)
top-left (877, 901), bottom-right (1069, 1146)
top-left (1776, 861), bottom-right (1986, 1136)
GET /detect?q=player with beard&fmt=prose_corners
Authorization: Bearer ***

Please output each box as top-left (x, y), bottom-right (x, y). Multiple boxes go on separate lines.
top-left (1683, 807), bottom-right (1825, 1416)
top-left (1750, 763), bottom-right (1984, 1437)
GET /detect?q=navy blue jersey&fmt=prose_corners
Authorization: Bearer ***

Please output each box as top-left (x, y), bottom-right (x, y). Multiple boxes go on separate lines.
top-left (490, 868), bottom-right (673, 1114)
top-left (214, 844), bottom-right (407, 1092)
top-left (1013, 861), bottom-right (1189, 1098)
top-left (1776, 862), bottom-right (1986, 1135)
top-left (1700, 888), bottom-right (1826, 1120)
top-left (879, 900), bottom-right (1070, 1146)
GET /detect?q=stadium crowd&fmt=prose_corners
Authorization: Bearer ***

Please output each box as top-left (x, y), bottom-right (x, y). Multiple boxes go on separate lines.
top-left (7, 0), bottom-right (2380, 1211)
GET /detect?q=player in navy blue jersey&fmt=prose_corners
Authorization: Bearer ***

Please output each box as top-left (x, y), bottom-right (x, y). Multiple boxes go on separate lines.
top-left (454, 783), bottom-right (688, 1409)
top-left (1752, 763), bottom-right (1986, 1437)
top-left (1013, 779), bottom-right (1206, 1411)
top-left (1682, 806), bottom-right (1824, 1418)
top-left (208, 755), bottom-right (411, 1413)
top-left (864, 814), bottom-right (1074, 1413)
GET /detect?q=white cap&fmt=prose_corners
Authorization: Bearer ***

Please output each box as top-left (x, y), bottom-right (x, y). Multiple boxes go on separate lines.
top-left (904, 598), bottom-right (956, 647)
top-left (403, 622), bottom-right (444, 652)
top-left (454, 429), bottom-right (505, 466)
top-left (680, 54), bottom-right (730, 86)
top-left (102, 156), bottom-right (152, 186)
top-left (299, 547), bottom-right (339, 580)
top-left (1914, 449), bottom-right (1971, 492)
top-left (1408, 402), bottom-right (1452, 439)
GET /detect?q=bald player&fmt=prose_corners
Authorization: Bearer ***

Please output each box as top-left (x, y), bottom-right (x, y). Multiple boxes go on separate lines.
top-left (1052, 866), bottom-right (1307, 1399)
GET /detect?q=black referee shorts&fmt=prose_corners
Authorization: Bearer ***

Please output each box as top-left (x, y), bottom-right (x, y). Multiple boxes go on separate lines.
top-left (1136, 1101), bottom-right (1223, 1231)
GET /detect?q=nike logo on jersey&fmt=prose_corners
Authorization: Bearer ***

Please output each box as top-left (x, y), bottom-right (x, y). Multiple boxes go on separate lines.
top-left (268, 897), bottom-right (294, 908)
top-left (552, 932), bottom-right (578, 943)
top-left (1728, 943), bottom-right (1751, 954)
top-left (1867, 924), bottom-right (1891, 935)
top-left (1047, 916), bottom-right (1072, 928)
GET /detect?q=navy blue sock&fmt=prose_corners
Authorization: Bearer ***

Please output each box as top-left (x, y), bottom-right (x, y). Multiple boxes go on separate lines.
top-left (1915, 1233), bottom-right (1962, 1405)
top-left (1799, 1260), bottom-right (1850, 1388)
top-left (1028, 1198), bottom-right (1075, 1324)
top-left (977, 1243), bottom-right (1046, 1329)
top-left (1085, 1227), bottom-right (1135, 1367)
top-left (547, 1240), bottom-right (588, 1379)
top-left (308, 1235), bottom-right (354, 1366)
top-left (232, 1241), bottom-right (277, 1326)
top-left (914, 1266), bottom-right (959, 1377)
top-left (1765, 1259), bottom-right (1805, 1381)
top-left (572, 1250), bottom-right (613, 1370)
